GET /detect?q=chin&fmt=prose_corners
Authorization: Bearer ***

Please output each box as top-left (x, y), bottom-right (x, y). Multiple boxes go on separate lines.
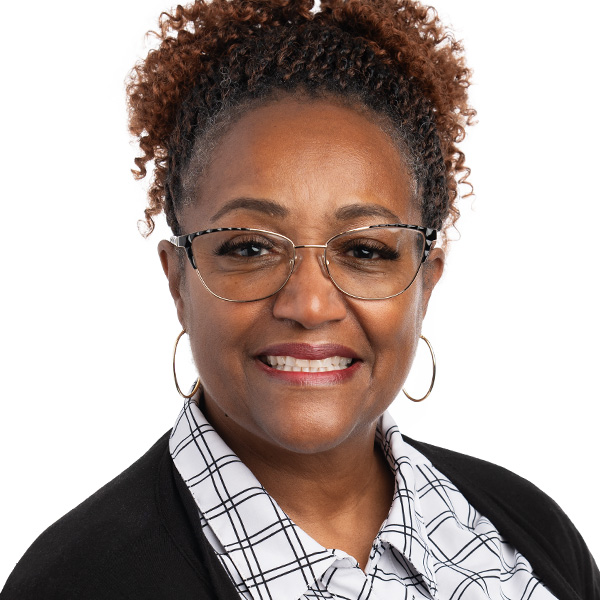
top-left (257, 404), bottom-right (371, 455)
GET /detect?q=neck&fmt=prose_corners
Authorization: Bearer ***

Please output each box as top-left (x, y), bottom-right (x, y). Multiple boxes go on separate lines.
top-left (204, 402), bottom-right (395, 567)
top-left (245, 430), bottom-right (390, 516)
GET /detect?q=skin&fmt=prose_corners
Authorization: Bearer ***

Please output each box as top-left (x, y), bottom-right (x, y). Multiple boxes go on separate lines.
top-left (158, 97), bottom-right (444, 569)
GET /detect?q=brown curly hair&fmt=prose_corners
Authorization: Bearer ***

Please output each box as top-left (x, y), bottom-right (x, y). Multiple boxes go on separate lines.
top-left (127, 0), bottom-right (475, 239)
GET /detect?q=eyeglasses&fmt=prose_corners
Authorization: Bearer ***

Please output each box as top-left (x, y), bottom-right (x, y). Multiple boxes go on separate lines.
top-left (170, 223), bottom-right (437, 302)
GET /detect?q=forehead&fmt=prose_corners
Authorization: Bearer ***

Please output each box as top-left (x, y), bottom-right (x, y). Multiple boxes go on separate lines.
top-left (183, 97), bottom-right (419, 232)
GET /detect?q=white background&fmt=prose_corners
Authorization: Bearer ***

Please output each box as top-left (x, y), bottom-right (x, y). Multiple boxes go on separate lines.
top-left (1, 0), bottom-right (599, 588)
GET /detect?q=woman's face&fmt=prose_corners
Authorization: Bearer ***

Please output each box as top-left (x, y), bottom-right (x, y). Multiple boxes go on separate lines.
top-left (160, 97), bottom-right (444, 457)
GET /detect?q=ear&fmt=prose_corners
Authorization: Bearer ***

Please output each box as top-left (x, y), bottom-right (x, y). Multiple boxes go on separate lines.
top-left (420, 247), bottom-right (445, 319)
top-left (158, 240), bottom-right (188, 330)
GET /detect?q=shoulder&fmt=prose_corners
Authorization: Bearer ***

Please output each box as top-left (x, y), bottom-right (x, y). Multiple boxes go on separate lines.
top-left (403, 436), bottom-right (551, 504)
top-left (1, 433), bottom-right (216, 599)
top-left (403, 436), bottom-right (600, 600)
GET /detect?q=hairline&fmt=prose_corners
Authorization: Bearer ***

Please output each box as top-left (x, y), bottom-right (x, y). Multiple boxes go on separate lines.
top-left (177, 88), bottom-right (421, 230)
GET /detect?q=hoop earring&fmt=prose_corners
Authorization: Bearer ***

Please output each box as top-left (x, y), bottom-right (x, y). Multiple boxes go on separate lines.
top-left (173, 329), bottom-right (202, 399)
top-left (403, 335), bottom-right (436, 402)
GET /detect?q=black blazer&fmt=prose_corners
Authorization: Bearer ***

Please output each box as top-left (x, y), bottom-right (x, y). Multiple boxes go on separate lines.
top-left (2, 433), bottom-right (599, 599)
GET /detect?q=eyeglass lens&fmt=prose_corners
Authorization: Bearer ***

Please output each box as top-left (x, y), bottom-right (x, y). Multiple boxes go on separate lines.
top-left (191, 227), bottom-right (426, 301)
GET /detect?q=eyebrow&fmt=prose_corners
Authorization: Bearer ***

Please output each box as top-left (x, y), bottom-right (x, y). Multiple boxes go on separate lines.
top-left (334, 203), bottom-right (401, 223)
top-left (209, 198), bottom-right (289, 223)
top-left (209, 197), bottom-right (401, 224)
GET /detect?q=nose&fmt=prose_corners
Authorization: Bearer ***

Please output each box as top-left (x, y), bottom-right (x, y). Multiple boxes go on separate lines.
top-left (271, 247), bottom-right (347, 328)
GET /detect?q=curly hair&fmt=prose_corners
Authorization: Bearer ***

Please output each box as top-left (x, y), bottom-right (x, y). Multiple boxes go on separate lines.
top-left (127, 0), bottom-right (475, 240)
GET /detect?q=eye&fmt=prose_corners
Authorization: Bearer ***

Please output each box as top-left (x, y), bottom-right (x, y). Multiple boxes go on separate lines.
top-left (349, 245), bottom-right (380, 260)
top-left (233, 241), bottom-right (269, 257)
top-left (214, 235), bottom-right (276, 258)
top-left (342, 240), bottom-right (399, 261)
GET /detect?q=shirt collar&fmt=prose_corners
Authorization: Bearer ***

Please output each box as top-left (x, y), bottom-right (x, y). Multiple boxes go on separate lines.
top-left (376, 411), bottom-right (438, 597)
top-left (170, 400), bottom-right (438, 600)
top-left (170, 400), bottom-right (337, 600)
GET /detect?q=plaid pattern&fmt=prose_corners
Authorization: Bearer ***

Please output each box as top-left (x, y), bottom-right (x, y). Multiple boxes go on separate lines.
top-left (170, 400), bottom-right (556, 600)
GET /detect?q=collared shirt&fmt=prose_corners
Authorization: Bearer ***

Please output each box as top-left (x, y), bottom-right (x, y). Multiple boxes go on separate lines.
top-left (170, 399), bottom-right (556, 600)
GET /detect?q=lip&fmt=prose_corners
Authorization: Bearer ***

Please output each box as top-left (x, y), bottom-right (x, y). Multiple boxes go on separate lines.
top-left (254, 343), bottom-right (362, 385)
top-left (255, 357), bottom-right (361, 384)
top-left (255, 343), bottom-right (360, 361)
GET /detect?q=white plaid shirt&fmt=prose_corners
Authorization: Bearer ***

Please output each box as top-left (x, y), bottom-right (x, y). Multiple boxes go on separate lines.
top-left (170, 400), bottom-right (556, 600)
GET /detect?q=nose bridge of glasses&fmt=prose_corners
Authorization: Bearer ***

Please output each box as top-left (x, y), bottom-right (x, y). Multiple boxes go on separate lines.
top-left (291, 244), bottom-right (329, 277)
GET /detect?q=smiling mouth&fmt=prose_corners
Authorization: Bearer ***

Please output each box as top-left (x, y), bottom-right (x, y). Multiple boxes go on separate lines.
top-left (259, 355), bottom-right (354, 372)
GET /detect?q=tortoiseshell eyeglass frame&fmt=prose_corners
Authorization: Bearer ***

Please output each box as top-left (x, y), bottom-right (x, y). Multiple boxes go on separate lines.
top-left (169, 223), bottom-right (438, 302)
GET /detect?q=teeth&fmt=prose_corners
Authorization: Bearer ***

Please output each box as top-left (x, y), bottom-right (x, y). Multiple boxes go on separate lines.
top-left (262, 355), bottom-right (353, 372)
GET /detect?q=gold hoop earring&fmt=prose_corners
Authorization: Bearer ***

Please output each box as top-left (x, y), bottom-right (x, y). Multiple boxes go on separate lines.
top-left (403, 335), bottom-right (436, 402)
top-left (173, 329), bottom-right (202, 399)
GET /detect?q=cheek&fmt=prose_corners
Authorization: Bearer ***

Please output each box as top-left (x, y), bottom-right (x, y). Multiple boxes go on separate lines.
top-left (359, 286), bottom-right (423, 392)
top-left (188, 302), bottom-right (232, 368)
top-left (182, 277), bottom-right (226, 372)
top-left (185, 289), bottom-right (259, 392)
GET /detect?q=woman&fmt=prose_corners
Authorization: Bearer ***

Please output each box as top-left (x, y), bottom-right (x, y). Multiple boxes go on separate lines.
top-left (2, 0), bottom-right (598, 598)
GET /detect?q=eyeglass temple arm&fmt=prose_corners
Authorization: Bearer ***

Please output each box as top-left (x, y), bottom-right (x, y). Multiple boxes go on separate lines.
top-left (423, 229), bottom-right (437, 263)
top-left (169, 235), bottom-right (198, 269)
top-left (170, 235), bottom-right (188, 247)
